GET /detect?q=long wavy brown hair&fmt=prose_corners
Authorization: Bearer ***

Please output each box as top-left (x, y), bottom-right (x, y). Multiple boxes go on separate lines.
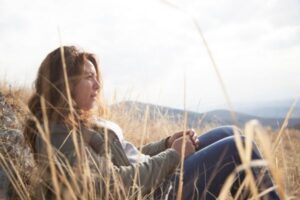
top-left (24, 45), bottom-right (105, 154)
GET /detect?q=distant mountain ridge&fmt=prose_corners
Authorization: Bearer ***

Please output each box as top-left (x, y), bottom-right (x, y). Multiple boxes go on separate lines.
top-left (235, 99), bottom-right (300, 118)
top-left (111, 101), bottom-right (300, 129)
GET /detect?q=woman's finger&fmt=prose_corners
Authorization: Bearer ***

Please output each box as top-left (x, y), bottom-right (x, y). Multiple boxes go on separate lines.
top-left (192, 135), bottom-right (197, 142)
top-left (187, 129), bottom-right (195, 137)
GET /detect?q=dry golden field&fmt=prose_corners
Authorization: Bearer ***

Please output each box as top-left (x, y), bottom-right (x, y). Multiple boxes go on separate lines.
top-left (108, 105), bottom-right (300, 199)
top-left (1, 82), bottom-right (299, 199)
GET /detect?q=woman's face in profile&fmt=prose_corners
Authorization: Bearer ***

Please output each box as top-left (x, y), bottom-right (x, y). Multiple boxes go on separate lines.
top-left (73, 60), bottom-right (100, 110)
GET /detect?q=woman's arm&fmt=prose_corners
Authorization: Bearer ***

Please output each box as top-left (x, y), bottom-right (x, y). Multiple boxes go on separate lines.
top-left (115, 148), bottom-right (179, 195)
top-left (35, 124), bottom-right (180, 197)
top-left (53, 145), bottom-right (180, 197)
top-left (141, 129), bottom-right (199, 156)
top-left (140, 137), bottom-right (170, 156)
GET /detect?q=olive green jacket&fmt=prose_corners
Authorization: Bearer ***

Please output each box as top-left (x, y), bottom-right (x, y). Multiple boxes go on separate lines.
top-left (34, 123), bottom-right (180, 199)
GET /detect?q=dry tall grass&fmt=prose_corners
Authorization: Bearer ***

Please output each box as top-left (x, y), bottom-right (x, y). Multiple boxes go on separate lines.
top-left (108, 104), bottom-right (300, 199)
top-left (1, 0), bottom-right (298, 199)
top-left (0, 82), bottom-right (300, 199)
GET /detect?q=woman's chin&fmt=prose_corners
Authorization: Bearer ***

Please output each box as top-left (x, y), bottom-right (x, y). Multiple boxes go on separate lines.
top-left (78, 100), bottom-right (97, 111)
top-left (80, 105), bottom-right (94, 111)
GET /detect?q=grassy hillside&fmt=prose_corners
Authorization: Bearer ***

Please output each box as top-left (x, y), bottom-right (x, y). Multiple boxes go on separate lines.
top-left (108, 105), bottom-right (300, 198)
top-left (0, 83), bottom-right (299, 199)
top-left (111, 101), bottom-right (300, 129)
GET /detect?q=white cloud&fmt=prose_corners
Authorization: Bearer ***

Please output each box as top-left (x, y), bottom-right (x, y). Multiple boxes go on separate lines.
top-left (1, 0), bottom-right (299, 111)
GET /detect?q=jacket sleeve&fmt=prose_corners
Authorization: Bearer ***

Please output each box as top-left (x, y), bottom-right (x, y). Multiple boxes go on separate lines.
top-left (140, 136), bottom-right (170, 156)
top-left (116, 148), bottom-right (179, 195)
top-left (65, 146), bottom-right (180, 197)
top-left (35, 126), bottom-right (180, 198)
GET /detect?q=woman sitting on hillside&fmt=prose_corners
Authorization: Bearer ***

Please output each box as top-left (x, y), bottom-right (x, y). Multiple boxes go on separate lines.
top-left (23, 46), bottom-right (280, 200)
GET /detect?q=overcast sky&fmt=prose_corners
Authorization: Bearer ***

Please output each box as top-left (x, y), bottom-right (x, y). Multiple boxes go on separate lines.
top-left (0, 0), bottom-right (299, 111)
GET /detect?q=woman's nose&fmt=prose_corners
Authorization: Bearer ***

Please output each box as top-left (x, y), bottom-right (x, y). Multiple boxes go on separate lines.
top-left (93, 79), bottom-right (100, 90)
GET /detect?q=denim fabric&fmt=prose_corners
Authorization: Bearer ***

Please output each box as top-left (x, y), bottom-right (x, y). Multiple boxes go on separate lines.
top-left (167, 126), bottom-right (280, 200)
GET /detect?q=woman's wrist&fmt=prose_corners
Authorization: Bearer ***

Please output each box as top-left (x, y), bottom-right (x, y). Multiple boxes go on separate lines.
top-left (165, 136), bottom-right (171, 148)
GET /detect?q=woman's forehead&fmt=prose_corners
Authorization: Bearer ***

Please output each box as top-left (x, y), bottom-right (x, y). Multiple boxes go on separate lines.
top-left (83, 60), bottom-right (96, 74)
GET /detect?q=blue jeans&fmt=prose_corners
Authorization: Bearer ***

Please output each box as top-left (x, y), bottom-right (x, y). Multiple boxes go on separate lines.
top-left (166, 126), bottom-right (280, 200)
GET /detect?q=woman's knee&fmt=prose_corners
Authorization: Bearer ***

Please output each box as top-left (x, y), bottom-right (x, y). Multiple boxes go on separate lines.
top-left (222, 135), bottom-right (262, 160)
top-left (212, 125), bottom-right (242, 137)
top-left (222, 135), bottom-right (251, 148)
top-left (197, 126), bottom-right (243, 150)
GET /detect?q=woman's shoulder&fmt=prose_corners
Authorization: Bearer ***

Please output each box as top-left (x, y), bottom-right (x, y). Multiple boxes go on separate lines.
top-left (91, 117), bottom-right (124, 141)
top-left (34, 122), bottom-right (75, 155)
